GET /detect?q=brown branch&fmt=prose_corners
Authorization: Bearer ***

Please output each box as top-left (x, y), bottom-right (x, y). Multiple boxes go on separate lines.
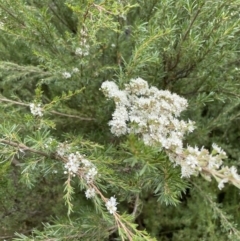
top-left (0, 139), bottom-right (51, 158)
top-left (0, 97), bottom-right (95, 121)
top-left (0, 97), bottom-right (28, 106)
top-left (131, 194), bottom-right (140, 218)
top-left (50, 110), bottom-right (95, 121)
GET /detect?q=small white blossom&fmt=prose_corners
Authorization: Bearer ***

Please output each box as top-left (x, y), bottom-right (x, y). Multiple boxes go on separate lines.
top-left (82, 158), bottom-right (92, 167)
top-left (106, 196), bottom-right (118, 214)
top-left (218, 178), bottom-right (228, 190)
top-left (62, 72), bottom-right (71, 79)
top-left (30, 103), bottom-right (43, 117)
top-left (75, 47), bottom-right (83, 55)
top-left (64, 153), bottom-right (80, 176)
top-left (72, 67), bottom-right (79, 73)
top-left (212, 143), bottom-right (226, 156)
top-left (75, 45), bottom-right (89, 56)
top-left (230, 166), bottom-right (240, 181)
top-left (109, 119), bottom-right (127, 136)
top-left (85, 167), bottom-right (98, 183)
top-left (57, 142), bottom-right (69, 157)
top-left (85, 188), bottom-right (96, 199)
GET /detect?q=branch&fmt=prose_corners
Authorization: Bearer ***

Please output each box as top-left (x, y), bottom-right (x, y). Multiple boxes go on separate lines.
top-left (0, 139), bottom-right (51, 158)
top-left (50, 110), bottom-right (95, 121)
top-left (0, 97), bottom-right (95, 121)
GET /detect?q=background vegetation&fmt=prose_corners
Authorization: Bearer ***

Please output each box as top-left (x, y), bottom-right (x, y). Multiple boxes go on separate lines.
top-left (0, 0), bottom-right (240, 240)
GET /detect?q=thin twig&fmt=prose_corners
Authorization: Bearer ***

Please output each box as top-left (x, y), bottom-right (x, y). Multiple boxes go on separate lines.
top-left (0, 139), bottom-right (51, 158)
top-left (0, 97), bottom-right (95, 121)
top-left (131, 194), bottom-right (140, 218)
top-left (50, 110), bottom-right (95, 121)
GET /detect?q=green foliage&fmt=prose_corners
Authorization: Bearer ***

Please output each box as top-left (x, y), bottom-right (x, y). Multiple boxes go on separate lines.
top-left (0, 0), bottom-right (240, 240)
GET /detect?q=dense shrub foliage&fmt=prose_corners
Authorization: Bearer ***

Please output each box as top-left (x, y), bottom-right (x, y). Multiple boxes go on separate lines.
top-left (0, 0), bottom-right (240, 240)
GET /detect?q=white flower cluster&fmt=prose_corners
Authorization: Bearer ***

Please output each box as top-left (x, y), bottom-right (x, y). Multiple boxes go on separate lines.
top-left (62, 72), bottom-right (71, 79)
top-left (30, 103), bottom-right (43, 117)
top-left (168, 143), bottom-right (227, 179)
top-left (101, 77), bottom-right (194, 150)
top-left (56, 142), bottom-right (70, 157)
top-left (106, 196), bottom-right (118, 214)
top-left (217, 166), bottom-right (240, 190)
top-left (101, 78), bottom-right (240, 190)
top-left (62, 68), bottom-right (79, 79)
top-left (75, 46), bottom-right (89, 56)
top-left (75, 29), bottom-right (89, 57)
top-left (85, 188), bottom-right (96, 199)
top-left (72, 67), bottom-right (79, 73)
top-left (63, 152), bottom-right (98, 182)
top-left (44, 137), bottom-right (54, 149)
top-left (58, 146), bottom-right (118, 212)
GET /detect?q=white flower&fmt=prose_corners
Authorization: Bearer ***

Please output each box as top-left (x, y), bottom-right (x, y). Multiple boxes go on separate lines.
top-left (75, 47), bottom-right (83, 55)
top-left (212, 143), bottom-right (226, 156)
top-left (85, 167), bottom-right (98, 183)
top-left (56, 143), bottom-right (69, 157)
top-left (72, 67), bottom-right (79, 73)
top-left (218, 178), bottom-right (228, 190)
top-left (112, 105), bottom-right (129, 122)
top-left (85, 188), bottom-right (96, 199)
top-left (106, 196), bottom-right (118, 214)
top-left (125, 77), bottom-right (149, 95)
top-left (30, 103), bottom-right (43, 117)
top-left (64, 153), bottom-right (80, 176)
top-left (101, 81), bottom-right (119, 96)
top-left (230, 166), bottom-right (240, 181)
top-left (81, 158), bottom-right (92, 167)
top-left (109, 119), bottom-right (128, 136)
top-left (181, 164), bottom-right (196, 178)
top-left (75, 46), bottom-right (89, 56)
top-left (62, 72), bottom-right (71, 79)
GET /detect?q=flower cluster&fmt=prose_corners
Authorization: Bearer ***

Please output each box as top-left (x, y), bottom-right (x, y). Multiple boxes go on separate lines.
top-left (101, 78), bottom-right (240, 190)
top-left (58, 145), bottom-right (118, 213)
top-left (72, 67), bottom-right (79, 73)
top-left (75, 29), bottom-right (89, 57)
top-left (101, 77), bottom-right (194, 150)
top-left (44, 137), bottom-right (54, 149)
top-left (62, 72), bottom-right (71, 79)
top-left (75, 46), bottom-right (89, 56)
top-left (217, 166), bottom-right (240, 190)
top-left (30, 103), bottom-right (43, 117)
top-left (168, 143), bottom-right (227, 179)
top-left (63, 152), bottom-right (98, 182)
top-left (62, 68), bottom-right (79, 79)
top-left (85, 188), bottom-right (96, 199)
top-left (56, 142), bottom-right (70, 157)
top-left (106, 196), bottom-right (118, 214)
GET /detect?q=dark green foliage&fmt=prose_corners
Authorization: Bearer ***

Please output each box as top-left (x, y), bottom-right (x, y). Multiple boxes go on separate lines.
top-left (0, 0), bottom-right (240, 240)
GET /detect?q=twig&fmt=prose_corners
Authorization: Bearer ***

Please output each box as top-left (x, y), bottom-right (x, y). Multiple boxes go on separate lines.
top-left (50, 110), bottom-right (95, 121)
top-left (0, 97), bottom-right (95, 121)
top-left (131, 194), bottom-right (140, 218)
top-left (0, 139), bottom-right (51, 158)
